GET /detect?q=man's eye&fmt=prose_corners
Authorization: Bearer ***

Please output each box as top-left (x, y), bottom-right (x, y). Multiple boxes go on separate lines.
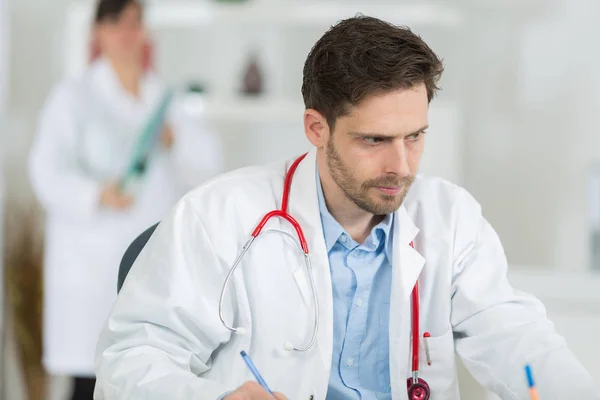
top-left (363, 137), bottom-right (384, 145)
top-left (406, 131), bottom-right (425, 141)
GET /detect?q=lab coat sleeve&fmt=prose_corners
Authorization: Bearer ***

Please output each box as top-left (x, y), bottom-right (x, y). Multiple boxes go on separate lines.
top-left (28, 83), bottom-right (102, 220)
top-left (94, 195), bottom-right (235, 399)
top-left (450, 188), bottom-right (600, 399)
top-left (166, 95), bottom-right (224, 192)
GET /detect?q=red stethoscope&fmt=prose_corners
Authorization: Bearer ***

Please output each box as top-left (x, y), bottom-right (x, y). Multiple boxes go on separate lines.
top-left (218, 153), bottom-right (430, 399)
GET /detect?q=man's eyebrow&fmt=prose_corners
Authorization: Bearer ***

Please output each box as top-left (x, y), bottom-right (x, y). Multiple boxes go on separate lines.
top-left (348, 125), bottom-right (429, 139)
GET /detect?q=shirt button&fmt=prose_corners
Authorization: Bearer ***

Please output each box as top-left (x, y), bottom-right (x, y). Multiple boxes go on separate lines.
top-left (355, 298), bottom-right (364, 307)
top-left (346, 357), bottom-right (355, 366)
top-left (340, 235), bottom-right (348, 243)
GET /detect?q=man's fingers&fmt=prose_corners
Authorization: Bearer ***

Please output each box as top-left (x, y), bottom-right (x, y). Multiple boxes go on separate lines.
top-left (226, 381), bottom-right (277, 399)
top-left (244, 381), bottom-right (285, 399)
top-left (226, 393), bottom-right (249, 400)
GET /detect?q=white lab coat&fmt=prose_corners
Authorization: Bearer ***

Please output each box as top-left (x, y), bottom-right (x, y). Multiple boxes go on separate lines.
top-left (94, 149), bottom-right (599, 399)
top-left (28, 57), bottom-right (222, 376)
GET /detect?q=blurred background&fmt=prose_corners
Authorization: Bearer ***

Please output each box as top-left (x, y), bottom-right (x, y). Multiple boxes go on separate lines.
top-left (1, 0), bottom-right (600, 399)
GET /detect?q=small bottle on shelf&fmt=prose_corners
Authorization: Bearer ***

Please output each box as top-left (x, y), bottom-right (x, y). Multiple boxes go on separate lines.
top-left (241, 50), bottom-right (264, 96)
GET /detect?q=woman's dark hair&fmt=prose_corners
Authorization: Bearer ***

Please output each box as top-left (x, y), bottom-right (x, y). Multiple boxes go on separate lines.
top-left (302, 15), bottom-right (444, 130)
top-left (95, 0), bottom-right (142, 23)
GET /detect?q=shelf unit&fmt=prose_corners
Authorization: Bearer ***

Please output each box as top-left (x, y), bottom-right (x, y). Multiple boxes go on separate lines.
top-left (196, 97), bottom-right (303, 123)
top-left (62, 0), bottom-right (467, 178)
top-left (63, 0), bottom-right (464, 84)
top-left (144, 1), bottom-right (463, 28)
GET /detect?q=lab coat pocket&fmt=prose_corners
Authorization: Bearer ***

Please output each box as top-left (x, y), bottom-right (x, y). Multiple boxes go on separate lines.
top-left (418, 327), bottom-right (459, 398)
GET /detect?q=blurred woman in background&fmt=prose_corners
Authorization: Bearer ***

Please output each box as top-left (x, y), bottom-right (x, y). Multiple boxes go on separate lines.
top-left (28, 0), bottom-right (223, 398)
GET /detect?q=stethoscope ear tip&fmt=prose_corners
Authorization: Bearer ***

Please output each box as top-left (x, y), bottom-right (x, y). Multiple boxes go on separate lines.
top-left (235, 327), bottom-right (248, 336)
top-left (282, 342), bottom-right (294, 351)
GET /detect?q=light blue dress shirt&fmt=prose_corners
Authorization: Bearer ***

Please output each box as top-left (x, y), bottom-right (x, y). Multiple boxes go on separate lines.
top-left (316, 171), bottom-right (394, 400)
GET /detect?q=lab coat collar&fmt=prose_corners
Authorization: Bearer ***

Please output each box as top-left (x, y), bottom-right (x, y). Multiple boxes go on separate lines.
top-left (287, 149), bottom-right (333, 372)
top-left (391, 203), bottom-right (425, 305)
top-left (89, 57), bottom-right (159, 112)
top-left (90, 57), bottom-right (126, 99)
top-left (286, 148), bottom-right (425, 387)
top-left (390, 203), bottom-right (426, 398)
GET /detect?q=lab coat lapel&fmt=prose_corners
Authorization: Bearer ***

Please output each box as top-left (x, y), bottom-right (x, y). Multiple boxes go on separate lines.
top-left (389, 205), bottom-right (425, 398)
top-left (286, 149), bottom-right (333, 372)
top-left (92, 59), bottom-right (132, 110)
top-left (91, 57), bottom-right (161, 120)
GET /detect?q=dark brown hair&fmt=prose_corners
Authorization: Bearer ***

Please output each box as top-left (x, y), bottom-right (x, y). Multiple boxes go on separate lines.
top-left (95, 0), bottom-right (142, 23)
top-left (302, 15), bottom-right (444, 130)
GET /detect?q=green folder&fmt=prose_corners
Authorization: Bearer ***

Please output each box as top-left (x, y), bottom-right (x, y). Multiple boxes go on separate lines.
top-left (119, 90), bottom-right (173, 192)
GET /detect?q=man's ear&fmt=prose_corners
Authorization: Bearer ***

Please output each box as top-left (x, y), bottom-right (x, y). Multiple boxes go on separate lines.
top-left (304, 109), bottom-right (330, 148)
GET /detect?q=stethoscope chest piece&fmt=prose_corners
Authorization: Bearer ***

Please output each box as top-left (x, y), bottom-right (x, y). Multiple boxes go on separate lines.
top-left (407, 377), bottom-right (430, 400)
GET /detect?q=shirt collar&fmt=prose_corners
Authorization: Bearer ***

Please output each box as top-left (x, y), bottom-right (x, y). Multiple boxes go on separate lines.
top-left (316, 177), bottom-right (345, 252)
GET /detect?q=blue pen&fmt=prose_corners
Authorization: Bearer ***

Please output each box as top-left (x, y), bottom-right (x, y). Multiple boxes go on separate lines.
top-left (240, 351), bottom-right (275, 396)
top-left (524, 364), bottom-right (540, 400)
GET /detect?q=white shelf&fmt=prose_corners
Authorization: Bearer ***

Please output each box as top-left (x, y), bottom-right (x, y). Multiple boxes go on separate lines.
top-left (63, 0), bottom-right (463, 82)
top-left (184, 96), bottom-right (304, 123)
top-left (67, 0), bottom-right (463, 30)
top-left (183, 96), bottom-right (459, 124)
top-left (147, 1), bottom-right (462, 28)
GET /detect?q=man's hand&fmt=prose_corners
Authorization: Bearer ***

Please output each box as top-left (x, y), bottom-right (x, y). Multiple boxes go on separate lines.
top-left (224, 382), bottom-right (287, 400)
top-left (99, 181), bottom-right (134, 210)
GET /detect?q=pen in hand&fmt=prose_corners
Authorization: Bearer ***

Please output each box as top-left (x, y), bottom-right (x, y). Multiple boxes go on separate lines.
top-left (240, 350), bottom-right (275, 396)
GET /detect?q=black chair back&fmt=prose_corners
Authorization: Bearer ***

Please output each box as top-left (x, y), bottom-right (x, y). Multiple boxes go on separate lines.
top-left (118, 222), bottom-right (159, 293)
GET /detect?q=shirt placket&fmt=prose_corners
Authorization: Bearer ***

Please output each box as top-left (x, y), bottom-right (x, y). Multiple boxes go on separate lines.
top-left (340, 245), bottom-right (377, 395)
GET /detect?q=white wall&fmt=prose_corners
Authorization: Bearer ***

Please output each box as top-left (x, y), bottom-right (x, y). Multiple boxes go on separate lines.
top-left (462, 0), bottom-right (600, 272)
top-left (0, 0), bottom-right (8, 113)
top-left (4, 0), bottom-right (73, 195)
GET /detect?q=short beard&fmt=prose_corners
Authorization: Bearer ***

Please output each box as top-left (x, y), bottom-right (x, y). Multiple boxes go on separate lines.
top-left (326, 139), bottom-right (414, 215)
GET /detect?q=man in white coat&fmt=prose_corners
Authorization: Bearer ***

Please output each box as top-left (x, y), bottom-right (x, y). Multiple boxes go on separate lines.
top-left (94, 16), bottom-right (599, 400)
top-left (28, 1), bottom-right (222, 399)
